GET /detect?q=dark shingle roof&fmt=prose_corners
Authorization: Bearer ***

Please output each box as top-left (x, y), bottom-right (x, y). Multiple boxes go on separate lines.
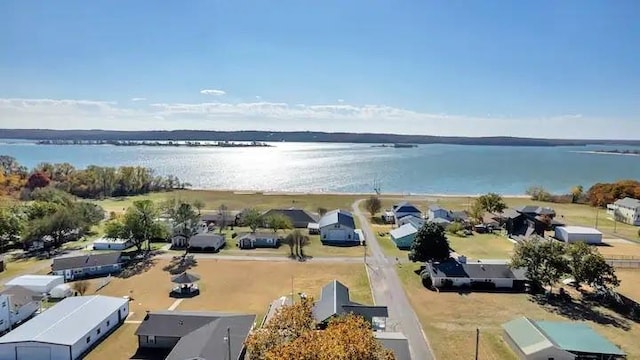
top-left (318, 210), bottom-right (355, 229)
top-left (136, 311), bottom-right (256, 360)
top-left (535, 207), bottom-right (556, 216)
top-left (426, 260), bottom-right (526, 280)
top-left (516, 205), bottom-right (540, 214)
top-left (312, 280), bottom-right (388, 324)
top-left (392, 202), bottom-right (421, 214)
top-left (450, 211), bottom-right (469, 221)
top-left (52, 252), bottom-right (122, 272)
top-left (262, 208), bottom-right (319, 227)
top-left (1, 285), bottom-right (40, 307)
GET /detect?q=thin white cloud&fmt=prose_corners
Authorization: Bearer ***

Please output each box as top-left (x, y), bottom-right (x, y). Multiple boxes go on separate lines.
top-left (337, 99), bottom-right (344, 103)
top-left (255, 96), bottom-right (262, 100)
top-left (131, 97), bottom-right (147, 102)
top-left (200, 89), bottom-right (226, 96)
top-left (0, 97), bottom-right (635, 139)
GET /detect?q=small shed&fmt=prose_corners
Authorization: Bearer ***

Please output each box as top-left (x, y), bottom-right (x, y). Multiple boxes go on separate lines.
top-left (381, 211), bottom-right (395, 224)
top-left (307, 222), bottom-right (320, 235)
top-left (554, 226), bottom-right (603, 244)
top-left (49, 283), bottom-right (72, 299)
top-left (5, 275), bottom-right (65, 295)
top-left (188, 233), bottom-right (226, 252)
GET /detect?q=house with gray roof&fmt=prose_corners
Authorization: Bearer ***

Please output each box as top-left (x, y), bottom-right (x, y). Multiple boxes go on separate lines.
top-left (374, 332), bottom-right (411, 360)
top-left (134, 311), bottom-right (256, 360)
top-left (422, 259), bottom-right (528, 291)
top-left (502, 316), bottom-right (625, 359)
top-left (0, 295), bottom-right (129, 360)
top-left (52, 252), bottom-right (123, 281)
top-left (318, 210), bottom-right (359, 246)
top-left (397, 214), bottom-right (425, 228)
top-left (607, 197), bottom-right (640, 226)
top-left (428, 204), bottom-right (451, 221)
top-left (0, 286), bottom-right (40, 334)
top-left (312, 280), bottom-right (388, 328)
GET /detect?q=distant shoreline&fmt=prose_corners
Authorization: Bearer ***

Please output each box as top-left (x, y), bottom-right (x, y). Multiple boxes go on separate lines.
top-left (185, 188), bottom-right (532, 198)
top-left (3, 128), bottom-right (640, 147)
top-left (573, 150), bottom-right (640, 157)
top-left (34, 139), bottom-right (273, 148)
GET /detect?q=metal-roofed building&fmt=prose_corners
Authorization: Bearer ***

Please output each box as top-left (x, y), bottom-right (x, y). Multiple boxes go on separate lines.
top-left (52, 252), bottom-right (123, 281)
top-left (312, 280), bottom-right (388, 328)
top-left (503, 316), bottom-right (626, 359)
top-left (318, 210), bottom-right (358, 245)
top-left (389, 223), bottom-right (419, 250)
top-left (134, 311), bottom-right (256, 360)
top-left (374, 332), bottom-right (411, 360)
top-left (0, 295), bottom-right (129, 360)
top-left (423, 259), bottom-right (528, 290)
top-left (261, 208), bottom-right (319, 228)
top-left (5, 275), bottom-right (64, 295)
top-left (392, 202), bottom-right (422, 224)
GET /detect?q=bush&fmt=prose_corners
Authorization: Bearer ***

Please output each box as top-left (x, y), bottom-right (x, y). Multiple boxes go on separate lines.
top-left (231, 232), bottom-right (238, 239)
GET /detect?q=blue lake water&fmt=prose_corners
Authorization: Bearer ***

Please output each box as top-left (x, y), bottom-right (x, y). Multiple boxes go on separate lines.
top-left (1, 140), bottom-right (639, 195)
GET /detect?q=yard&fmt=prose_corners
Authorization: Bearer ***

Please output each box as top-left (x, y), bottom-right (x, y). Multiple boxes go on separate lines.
top-left (371, 223), bottom-right (408, 258)
top-left (0, 256), bottom-right (51, 284)
top-left (448, 233), bottom-right (515, 259)
top-left (595, 239), bottom-right (640, 259)
top-left (94, 190), bottom-right (361, 215)
top-left (615, 269), bottom-right (640, 303)
top-left (83, 259), bottom-right (372, 360)
top-left (396, 264), bottom-right (640, 360)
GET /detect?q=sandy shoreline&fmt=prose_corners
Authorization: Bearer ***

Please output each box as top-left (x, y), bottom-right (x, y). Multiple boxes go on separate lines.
top-left (572, 150), bottom-right (640, 157)
top-left (189, 188), bottom-right (531, 198)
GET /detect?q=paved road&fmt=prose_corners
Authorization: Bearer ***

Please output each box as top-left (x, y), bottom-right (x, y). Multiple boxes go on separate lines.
top-left (353, 199), bottom-right (435, 360)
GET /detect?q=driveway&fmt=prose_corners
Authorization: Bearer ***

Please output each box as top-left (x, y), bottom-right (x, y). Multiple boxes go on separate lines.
top-left (353, 199), bottom-right (435, 360)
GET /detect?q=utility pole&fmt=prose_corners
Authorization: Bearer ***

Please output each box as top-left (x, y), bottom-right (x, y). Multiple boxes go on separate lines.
top-left (475, 328), bottom-right (479, 360)
top-left (595, 209), bottom-right (599, 229)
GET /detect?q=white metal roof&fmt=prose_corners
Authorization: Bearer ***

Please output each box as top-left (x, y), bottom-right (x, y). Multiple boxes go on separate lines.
top-left (93, 237), bottom-right (130, 244)
top-left (0, 295), bottom-right (127, 345)
top-left (390, 223), bottom-right (418, 240)
top-left (557, 226), bottom-right (602, 235)
top-left (5, 275), bottom-right (64, 288)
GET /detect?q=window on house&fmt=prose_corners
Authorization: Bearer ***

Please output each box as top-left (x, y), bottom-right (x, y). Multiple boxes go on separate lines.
top-left (0, 320), bottom-right (4, 325)
top-left (106, 320), bottom-right (110, 327)
top-left (97, 328), bottom-right (101, 335)
top-left (89, 267), bottom-right (97, 271)
top-left (348, 234), bottom-right (351, 239)
top-left (86, 336), bottom-right (91, 343)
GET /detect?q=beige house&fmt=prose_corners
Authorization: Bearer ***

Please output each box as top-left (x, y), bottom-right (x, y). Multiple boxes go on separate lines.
top-left (607, 197), bottom-right (640, 226)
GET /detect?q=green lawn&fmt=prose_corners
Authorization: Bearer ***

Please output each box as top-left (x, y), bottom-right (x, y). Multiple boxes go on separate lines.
top-left (94, 190), bottom-right (361, 215)
top-left (448, 233), bottom-right (515, 259)
top-left (0, 256), bottom-right (51, 283)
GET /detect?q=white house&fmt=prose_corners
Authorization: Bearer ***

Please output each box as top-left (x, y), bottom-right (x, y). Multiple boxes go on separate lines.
top-left (0, 286), bottom-right (40, 334)
top-left (5, 275), bottom-right (64, 295)
top-left (187, 233), bottom-right (226, 252)
top-left (0, 295), bottom-right (129, 360)
top-left (92, 238), bottom-right (135, 251)
top-left (607, 197), bottom-right (640, 226)
top-left (554, 226), bottom-right (603, 244)
top-left (319, 210), bottom-right (358, 245)
top-left (422, 259), bottom-right (528, 290)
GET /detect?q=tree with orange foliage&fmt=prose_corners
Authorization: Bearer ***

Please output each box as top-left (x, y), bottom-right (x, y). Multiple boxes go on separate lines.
top-left (245, 297), bottom-right (394, 360)
top-left (587, 180), bottom-right (640, 207)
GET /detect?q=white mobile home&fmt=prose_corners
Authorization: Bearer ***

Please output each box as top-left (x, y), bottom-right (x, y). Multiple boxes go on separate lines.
top-left (92, 238), bottom-right (134, 251)
top-left (0, 295), bottom-right (129, 360)
top-left (554, 226), bottom-right (603, 244)
top-left (607, 197), bottom-right (640, 226)
top-left (5, 275), bottom-right (64, 295)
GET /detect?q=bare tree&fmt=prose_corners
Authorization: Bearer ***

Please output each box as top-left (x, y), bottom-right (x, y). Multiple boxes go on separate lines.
top-left (218, 204), bottom-right (230, 233)
top-left (71, 280), bottom-right (90, 295)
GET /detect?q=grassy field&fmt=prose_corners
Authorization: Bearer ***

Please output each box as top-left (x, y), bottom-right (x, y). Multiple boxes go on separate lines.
top-left (596, 240), bottom-right (640, 259)
top-left (615, 269), bottom-right (640, 302)
top-left (397, 264), bottom-right (640, 360)
top-left (84, 259), bottom-right (371, 360)
top-left (94, 190), bottom-right (361, 215)
top-left (0, 256), bottom-right (51, 283)
top-left (449, 233), bottom-right (515, 259)
top-left (370, 223), bottom-right (408, 258)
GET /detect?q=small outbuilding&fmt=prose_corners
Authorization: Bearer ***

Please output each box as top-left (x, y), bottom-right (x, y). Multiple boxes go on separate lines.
top-left (0, 295), bottom-right (129, 360)
top-left (554, 226), bottom-right (603, 244)
top-left (49, 284), bottom-right (72, 299)
top-left (92, 237), bottom-right (134, 251)
top-left (307, 222), bottom-right (320, 235)
top-left (187, 233), bottom-right (226, 252)
top-left (5, 275), bottom-right (64, 295)
top-left (502, 316), bottom-right (626, 359)
top-left (389, 224), bottom-right (418, 250)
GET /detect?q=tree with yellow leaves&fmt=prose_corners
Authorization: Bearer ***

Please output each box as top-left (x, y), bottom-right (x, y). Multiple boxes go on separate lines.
top-left (245, 297), bottom-right (394, 360)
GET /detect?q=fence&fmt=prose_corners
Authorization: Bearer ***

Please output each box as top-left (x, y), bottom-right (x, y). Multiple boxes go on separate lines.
top-left (95, 274), bottom-right (112, 292)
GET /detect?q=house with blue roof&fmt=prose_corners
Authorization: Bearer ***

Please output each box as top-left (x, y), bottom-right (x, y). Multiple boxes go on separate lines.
top-left (318, 210), bottom-right (358, 246)
top-left (428, 205), bottom-right (451, 222)
top-left (502, 316), bottom-right (626, 359)
top-left (392, 202), bottom-right (422, 224)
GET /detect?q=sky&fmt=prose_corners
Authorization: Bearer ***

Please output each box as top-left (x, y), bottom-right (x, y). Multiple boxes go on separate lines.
top-left (0, 1), bottom-right (639, 139)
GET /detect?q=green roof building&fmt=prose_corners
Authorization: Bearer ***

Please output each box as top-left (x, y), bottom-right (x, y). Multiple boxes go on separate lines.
top-left (502, 317), bottom-right (625, 360)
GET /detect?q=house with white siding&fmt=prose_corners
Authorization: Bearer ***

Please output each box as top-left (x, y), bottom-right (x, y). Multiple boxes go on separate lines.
top-left (0, 286), bottom-right (40, 334)
top-left (422, 259), bottom-right (528, 291)
top-left (319, 210), bottom-right (358, 246)
top-left (607, 197), bottom-right (640, 226)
